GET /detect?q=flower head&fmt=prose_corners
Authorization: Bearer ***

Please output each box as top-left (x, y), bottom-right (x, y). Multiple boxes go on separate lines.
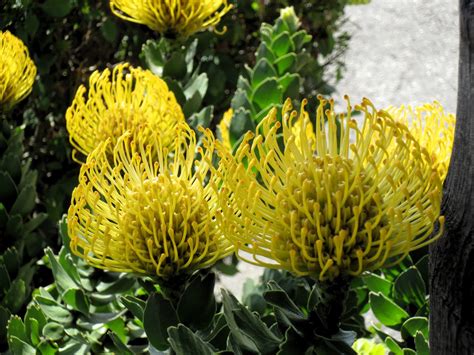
top-left (110, 0), bottom-right (232, 38)
top-left (218, 108), bottom-right (233, 150)
top-left (386, 102), bottom-right (455, 181)
top-left (0, 31), bottom-right (36, 110)
top-left (66, 63), bottom-right (184, 163)
top-left (216, 97), bottom-right (444, 281)
top-left (68, 123), bottom-right (233, 279)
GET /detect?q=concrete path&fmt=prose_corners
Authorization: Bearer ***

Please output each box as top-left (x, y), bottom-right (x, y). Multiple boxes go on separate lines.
top-left (337, 0), bottom-right (459, 113)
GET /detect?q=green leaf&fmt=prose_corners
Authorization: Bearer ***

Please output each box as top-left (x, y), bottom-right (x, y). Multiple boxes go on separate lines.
top-left (37, 340), bottom-right (59, 355)
top-left (229, 108), bottom-right (255, 145)
top-left (62, 289), bottom-right (90, 314)
top-left (58, 340), bottom-right (89, 354)
top-left (1, 153), bottom-right (21, 182)
top-left (106, 317), bottom-right (128, 345)
top-left (363, 273), bottom-right (392, 297)
top-left (415, 255), bottom-right (429, 289)
top-left (271, 32), bottom-right (294, 57)
top-left (177, 273), bottom-right (216, 330)
top-left (166, 79), bottom-right (186, 106)
top-left (394, 267), bottom-right (426, 307)
top-left (189, 106), bottom-right (214, 130)
top-left (45, 248), bottom-right (78, 291)
top-left (108, 332), bottom-right (133, 355)
top-left (96, 276), bottom-right (136, 295)
top-left (184, 72), bottom-right (208, 101)
top-left (41, 0), bottom-right (74, 17)
top-left (384, 336), bottom-right (403, 355)
top-left (1, 247), bottom-right (20, 275)
top-left (6, 215), bottom-right (23, 237)
top-left (255, 43), bottom-right (276, 63)
top-left (0, 203), bottom-right (8, 229)
top-left (36, 295), bottom-right (73, 324)
top-left (263, 281), bottom-right (305, 322)
top-left (144, 292), bottom-right (179, 351)
top-left (10, 184), bottom-right (36, 215)
top-left (251, 78), bottom-right (283, 111)
top-left (274, 53), bottom-right (296, 75)
top-left (277, 327), bottom-right (308, 355)
top-left (231, 88), bottom-right (251, 111)
top-left (185, 39), bottom-right (198, 74)
top-left (142, 40), bottom-right (167, 76)
top-left (24, 304), bottom-right (47, 345)
top-left (252, 59), bottom-right (278, 87)
top-left (120, 295), bottom-right (146, 321)
top-left (291, 30), bottom-right (312, 50)
top-left (0, 171), bottom-right (17, 203)
top-left (221, 289), bottom-right (281, 354)
top-left (101, 18), bottom-right (118, 43)
top-left (0, 306), bottom-right (11, 342)
top-left (24, 14), bottom-right (39, 38)
top-left (23, 213), bottom-right (47, 235)
top-left (27, 318), bottom-right (40, 345)
top-left (4, 279), bottom-right (27, 314)
top-left (0, 264), bottom-right (11, 292)
top-left (369, 292), bottom-right (409, 327)
top-left (168, 324), bottom-right (214, 355)
top-left (415, 331), bottom-right (429, 355)
top-left (42, 322), bottom-right (64, 341)
top-left (8, 316), bottom-right (27, 343)
top-left (8, 336), bottom-right (36, 355)
top-left (401, 317), bottom-right (428, 339)
top-left (163, 52), bottom-right (187, 80)
top-left (183, 91), bottom-right (204, 118)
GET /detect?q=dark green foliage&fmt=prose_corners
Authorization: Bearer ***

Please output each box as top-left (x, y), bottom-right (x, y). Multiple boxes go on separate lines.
top-left (364, 255), bottom-right (431, 354)
top-left (0, 119), bottom-right (47, 351)
top-left (6, 218), bottom-right (143, 354)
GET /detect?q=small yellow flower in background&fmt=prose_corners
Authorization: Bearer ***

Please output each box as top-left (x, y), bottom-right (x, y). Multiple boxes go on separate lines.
top-left (0, 31), bottom-right (36, 110)
top-left (110, 0), bottom-right (232, 38)
top-left (386, 102), bottom-right (455, 181)
top-left (66, 63), bottom-right (184, 163)
top-left (68, 123), bottom-right (233, 279)
top-left (216, 96), bottom-right (444, 282)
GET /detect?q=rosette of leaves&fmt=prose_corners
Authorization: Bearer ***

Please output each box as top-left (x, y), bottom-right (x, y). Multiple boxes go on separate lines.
top-left (363, 255), bottom-right (431, 355)
top-left (141, 38), bottom-right (213, 132)
top-left (0, 120), bottom-right (47, 351)
top-left (6, 218), bottom-right (143, 354)
top-left (151, 269), bottom-right (371, 354)
top-left (227, 6), bottom-right (312, 148)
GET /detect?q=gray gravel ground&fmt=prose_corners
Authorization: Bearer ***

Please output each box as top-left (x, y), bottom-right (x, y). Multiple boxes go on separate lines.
top-left (336, 0), bottom-right (459, 113)
top-left (220, 0), bottom-right (459, 300)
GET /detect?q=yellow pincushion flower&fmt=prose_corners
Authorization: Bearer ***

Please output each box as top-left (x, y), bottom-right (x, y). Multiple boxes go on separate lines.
top-left (218, 108), bottom-right (233, 150)
top-left (66, 63), bottom-right (184, 163)
top-left (386, 102), bottom-right (455, 181)
top-left (68, 123), bottom-right (233, 279)
top-left (110, 0), bottom-right (232, 38)
top-left (0, 31), bottom-right (36, 110)
top-left (216, 97), bottom-right (444, 281)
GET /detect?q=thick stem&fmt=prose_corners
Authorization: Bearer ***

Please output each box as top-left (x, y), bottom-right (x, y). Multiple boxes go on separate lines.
top-left (311, 278), bottom-right (350, 336)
